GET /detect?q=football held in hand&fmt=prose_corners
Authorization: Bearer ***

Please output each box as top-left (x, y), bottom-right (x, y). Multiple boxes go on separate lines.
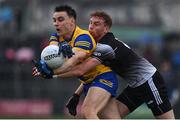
top-left (41, 45), bottom-right (65, 69)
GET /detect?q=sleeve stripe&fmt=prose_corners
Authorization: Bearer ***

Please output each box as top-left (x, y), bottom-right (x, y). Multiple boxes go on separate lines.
top-left (75, 41), bottom-right (90, 47)
top-left (50, 36), bottom-right (58, 40)
top-left (74, 34), bottom-right (93, 50)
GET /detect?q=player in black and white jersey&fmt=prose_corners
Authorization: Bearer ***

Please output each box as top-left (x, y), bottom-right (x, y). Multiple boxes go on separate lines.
top-left (64, 11), bottom-right (175, 119)
top-left (93, 37), bottom-right (157, 88)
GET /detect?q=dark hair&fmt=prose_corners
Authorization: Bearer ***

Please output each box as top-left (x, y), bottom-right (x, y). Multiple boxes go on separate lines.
top-left (90, 11), bottom-right (112, 28)
top-left (54, 5), bottom-right (76, 20)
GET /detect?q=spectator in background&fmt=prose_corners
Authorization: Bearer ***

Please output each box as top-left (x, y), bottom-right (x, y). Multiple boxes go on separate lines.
top-left (143, 43), bottom-right (160, 67)
top-left (160, 60), bottom-right (179, 106)
top-left (14, 6), bottom-right (23, 33)
top-left (0, 0), bottom-right (14, 34)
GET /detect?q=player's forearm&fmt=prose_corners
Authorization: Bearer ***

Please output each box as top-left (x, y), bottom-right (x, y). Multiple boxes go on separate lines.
top-left (53, 55), bottom-right (80, 74)
top-left (53, 63), bottom-right (89, 79)
top-left (54, 68), bottom-right (82, 78)
top-left (53, 50), bottom-right (87, 75)
top-left (55, 57), bottom-right (101, 78)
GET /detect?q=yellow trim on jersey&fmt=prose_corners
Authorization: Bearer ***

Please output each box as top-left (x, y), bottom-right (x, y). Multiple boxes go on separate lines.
top-left (99, 79), bottom-right (113, 87)
top-left (50, 26), bottom-right (112, 84)
top-left (79, 64), bottom-right (112, 84)
top-left (50, 36), bottom-right (58, 40)
top-left (71, 26), bottom-right (96, 53)
top-left (49, 41), bottom-right (58, 45)
top-left (58, 26), bottom-right (96, 54)
top-left (73, 47), bottom-right (91, 55)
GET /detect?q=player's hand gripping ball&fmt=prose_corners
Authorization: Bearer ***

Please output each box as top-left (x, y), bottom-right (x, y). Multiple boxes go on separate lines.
top-left (59, 41), bottom-right (74, 58)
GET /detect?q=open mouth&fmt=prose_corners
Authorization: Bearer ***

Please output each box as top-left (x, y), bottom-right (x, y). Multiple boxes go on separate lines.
top-left (56, 28), bottom-right (60, 32)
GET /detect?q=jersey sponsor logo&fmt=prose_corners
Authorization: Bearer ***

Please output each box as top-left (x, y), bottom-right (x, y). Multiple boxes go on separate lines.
top-left (93, 52), bottom-right (101, 57)
top-left (99, 79), bottom-right (113, 87)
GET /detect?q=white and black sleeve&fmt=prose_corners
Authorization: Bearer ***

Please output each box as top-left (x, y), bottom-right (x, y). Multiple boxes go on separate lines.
top-left (92, 43), bottom-right (115, 63)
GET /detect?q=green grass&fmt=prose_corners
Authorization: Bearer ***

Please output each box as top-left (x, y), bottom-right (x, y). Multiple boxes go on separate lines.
top-left (125, 104), bottom-right (154, 119)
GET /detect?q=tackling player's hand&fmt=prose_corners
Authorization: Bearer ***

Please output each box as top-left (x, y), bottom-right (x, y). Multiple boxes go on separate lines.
top-left (32, 60), bottom-right (54, 79)
top-left (32, 67), bottom-right (41, 76)
top-left (59, 41), bottom-right (74, 58)
top-left (66, 94), bottom-right (80, 116)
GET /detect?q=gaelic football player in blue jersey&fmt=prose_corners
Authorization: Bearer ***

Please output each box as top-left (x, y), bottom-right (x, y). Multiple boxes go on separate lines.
top-left (32, 5), bottom-right (120, 119)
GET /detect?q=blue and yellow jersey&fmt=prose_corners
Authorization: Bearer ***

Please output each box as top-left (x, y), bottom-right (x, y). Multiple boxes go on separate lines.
top-left (49, 26), bottom-right (112, 83)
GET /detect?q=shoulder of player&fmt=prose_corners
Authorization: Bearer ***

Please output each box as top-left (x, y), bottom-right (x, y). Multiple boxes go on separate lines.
top-left (97, 43), bottom-right (111, 48)
top-left (100, 33), bottom-right (124, 46)
top-left (49, 33), bottom-right (59, 40)
top-left (72, 27), bottom-right (96, 51)
top-left (74, 27), bottom-right (94, 41)
top-left (96, 43), bottom-right (114, 53)
top-left (75, 26), bottom-right (92, 38)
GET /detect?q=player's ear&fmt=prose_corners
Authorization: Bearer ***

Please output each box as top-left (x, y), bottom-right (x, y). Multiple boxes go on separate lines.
top-left (104, 24), bottom-right (110, 33)
top-left (70, 17), bottom-right (75, 24)
top-left (103, 27), bottom-right (108, 33)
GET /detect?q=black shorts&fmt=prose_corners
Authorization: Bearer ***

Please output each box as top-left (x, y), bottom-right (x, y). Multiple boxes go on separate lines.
top-left (117, 71), bottom-right (172, 116)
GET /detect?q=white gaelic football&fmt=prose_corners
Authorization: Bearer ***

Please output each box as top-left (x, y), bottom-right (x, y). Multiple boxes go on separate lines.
top-left (41, 45), bottom-right (65, 69)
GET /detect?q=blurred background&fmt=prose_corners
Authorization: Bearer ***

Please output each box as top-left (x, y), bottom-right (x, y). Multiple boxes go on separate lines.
top-left (0, 0), bottom-right (179, 119)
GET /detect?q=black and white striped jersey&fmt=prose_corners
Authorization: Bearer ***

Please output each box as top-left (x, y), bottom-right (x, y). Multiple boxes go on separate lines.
top-left (92, 32), bottom-right (156, 87)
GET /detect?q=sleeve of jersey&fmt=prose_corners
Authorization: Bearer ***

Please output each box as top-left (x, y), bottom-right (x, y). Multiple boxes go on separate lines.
top-left (49, 33), bottom-right (59, 43)
top-left (92, 43), bottom-right (115, 63)
top-left (73, 34), bottom-right (94, 54)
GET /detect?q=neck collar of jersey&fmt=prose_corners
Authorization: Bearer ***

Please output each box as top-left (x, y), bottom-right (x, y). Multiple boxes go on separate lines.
top-left (99, 32), bottom-right (114, 42)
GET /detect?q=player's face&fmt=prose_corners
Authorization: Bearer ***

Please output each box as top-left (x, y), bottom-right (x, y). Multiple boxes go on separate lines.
top-left (53, 11), bottom-right (74, 36)
top-left (88, 16), bottom-right (108, 41)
